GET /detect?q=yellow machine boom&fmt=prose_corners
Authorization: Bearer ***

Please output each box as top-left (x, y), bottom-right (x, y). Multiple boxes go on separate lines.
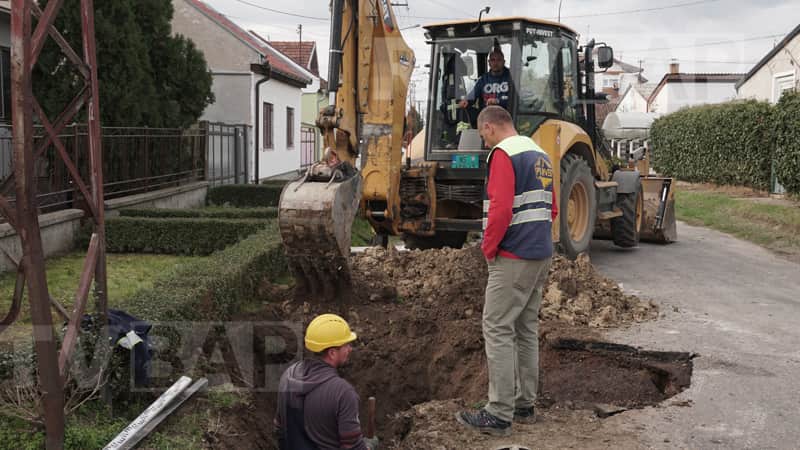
top-left (278, 0), bottom-right (414, 298)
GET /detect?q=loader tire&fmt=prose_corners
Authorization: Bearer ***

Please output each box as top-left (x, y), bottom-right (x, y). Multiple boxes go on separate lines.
top-left (611, 186), bottom-right (643, 248)
top-left (403, 231), bottom-right (467, 250)
top-left (559, 154), bottom-right (597, 260)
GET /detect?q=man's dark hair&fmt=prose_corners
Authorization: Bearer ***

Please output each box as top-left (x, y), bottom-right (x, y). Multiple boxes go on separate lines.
top-left (478, 105), bottom-right (513, 127)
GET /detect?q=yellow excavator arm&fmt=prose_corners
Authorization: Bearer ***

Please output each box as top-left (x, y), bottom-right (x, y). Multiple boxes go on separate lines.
top-left (278, 0), bottom-right (414, 298)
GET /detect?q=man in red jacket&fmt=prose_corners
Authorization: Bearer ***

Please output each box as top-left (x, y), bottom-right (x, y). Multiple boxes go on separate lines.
top-left (456, 106), bottom-right (557, 436)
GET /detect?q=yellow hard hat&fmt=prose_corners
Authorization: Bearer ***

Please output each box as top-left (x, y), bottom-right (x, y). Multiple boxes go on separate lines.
top-left (305, 314), bottom-right (357, 353)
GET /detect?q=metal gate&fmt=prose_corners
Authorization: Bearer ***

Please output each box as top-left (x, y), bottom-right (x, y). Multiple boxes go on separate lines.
top-left (204, 121), bottom-right (249, 186)
top-left (300, 126), bottom-right (316, 167)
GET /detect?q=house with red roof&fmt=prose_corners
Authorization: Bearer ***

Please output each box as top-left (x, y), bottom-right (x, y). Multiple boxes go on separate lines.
top-left (172, 0), bottom-right (311, 181)
top-left (253, 36), bottom-right (329, 168)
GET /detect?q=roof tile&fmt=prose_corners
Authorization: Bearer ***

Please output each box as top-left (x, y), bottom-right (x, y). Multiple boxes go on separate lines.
top-left (184, 0), bottom-right (310, 85)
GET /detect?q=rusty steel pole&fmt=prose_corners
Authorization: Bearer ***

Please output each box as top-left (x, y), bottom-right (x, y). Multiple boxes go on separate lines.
top-left (5, 1), bottom-right (109, 447)
top-left (10, 0), bottom-right (65, 447)
top-left (80, 0), bottom-right (108, 326)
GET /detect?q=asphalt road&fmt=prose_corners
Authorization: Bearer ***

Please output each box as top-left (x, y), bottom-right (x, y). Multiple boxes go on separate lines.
top-left (590, 221), bottom-right (800, 450)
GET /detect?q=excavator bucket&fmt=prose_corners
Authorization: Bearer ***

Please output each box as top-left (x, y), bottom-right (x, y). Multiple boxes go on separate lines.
top-left (278, 172), bottom-right (362, 300)
top-left (640, 176), bottom-right (677, 243)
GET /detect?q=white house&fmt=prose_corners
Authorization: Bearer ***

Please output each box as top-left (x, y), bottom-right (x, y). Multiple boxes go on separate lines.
top-left (171, 0), bottom-right (311, 182)
top-left (594, 56), bottom-right (646, 101)
top-left (647, 63), bottom-right (741, 114)
top-left (617, 83), bottom-right (657, 113)
top-left (736, 24), bottom-right (799, 103)
top-left (252, 37), bottom-right (329, 169)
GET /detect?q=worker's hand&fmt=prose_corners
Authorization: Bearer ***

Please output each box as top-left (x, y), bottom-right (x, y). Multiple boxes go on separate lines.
top-left (458, 99), bottom-right (469, 109)
top-left (486, 97), bottom-right (499, 106)
top-left (364, 436), bottom-right (379, 450)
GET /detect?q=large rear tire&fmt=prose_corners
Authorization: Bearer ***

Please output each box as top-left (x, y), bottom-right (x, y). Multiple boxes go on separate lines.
top-left (402, 231), bottom-right (468, 250)
top-left (559, 154), bottom-right (597, 260)
top-left (611, 186), bottom-right (643, 248)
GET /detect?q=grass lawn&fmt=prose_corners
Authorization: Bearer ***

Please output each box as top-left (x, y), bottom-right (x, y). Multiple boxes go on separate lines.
top-left (0, 253), bottom-right (204, 343)
top-left (675, 190), bottom-right (800, 261)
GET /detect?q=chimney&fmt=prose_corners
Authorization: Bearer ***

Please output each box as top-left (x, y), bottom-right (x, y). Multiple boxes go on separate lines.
top-left (669, 59), bottom-right (679, 75)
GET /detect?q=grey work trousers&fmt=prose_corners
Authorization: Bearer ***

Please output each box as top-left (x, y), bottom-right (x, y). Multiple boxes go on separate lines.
top-left (483, 255), bottom-right (552, 422)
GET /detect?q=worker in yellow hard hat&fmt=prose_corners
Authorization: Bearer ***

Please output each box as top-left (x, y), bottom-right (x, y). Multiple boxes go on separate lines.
top-left (274, 314), bottom-right (378, 450)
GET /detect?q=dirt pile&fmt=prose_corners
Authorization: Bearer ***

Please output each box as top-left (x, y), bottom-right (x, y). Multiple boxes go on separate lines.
top-left (350, 245), bottom-right (658, 327)
top-left (210, 246), bottom-right (673, 449)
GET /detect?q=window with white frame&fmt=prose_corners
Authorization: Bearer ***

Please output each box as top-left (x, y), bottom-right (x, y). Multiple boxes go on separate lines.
top-left (773, 72), bottom-right (795, 103)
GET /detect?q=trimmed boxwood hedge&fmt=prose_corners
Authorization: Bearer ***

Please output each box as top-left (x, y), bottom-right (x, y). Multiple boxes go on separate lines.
top-left (650, 100), bottom-right (775, 191)
top-left (206, 183), bottom-right (286, 207)
top-left (773, 91), bottom-right (800, 195)
top-left (119, 207), bottom-right (278, 219)
top-left (123, 226), bottom-right (287, 322)
top-left (103, 217), bottom-right (273, 255)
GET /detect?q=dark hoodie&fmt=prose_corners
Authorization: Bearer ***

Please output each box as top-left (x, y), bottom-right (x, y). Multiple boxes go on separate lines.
top-left (275, 359), bottom-right (367, 450)
top-left (468, 67), bottom-right (513, 110)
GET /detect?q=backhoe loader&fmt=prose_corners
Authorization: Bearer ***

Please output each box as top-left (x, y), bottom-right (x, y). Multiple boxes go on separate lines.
top-left (278, 0), bottom-right (676, 297)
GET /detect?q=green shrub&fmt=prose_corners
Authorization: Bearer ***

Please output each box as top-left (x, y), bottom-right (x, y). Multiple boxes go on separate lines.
top-left (206, 184), bottom-right (286, 207)
top-left (123, 226), bottom-right (286, 322)
top-left (650, 100), bottom-right (774, 190)
top-left (103, 217), bottom-right (273, 255)
top-left (773, 91), bottom-right (800, 195)
top-left (119, 207), bottom-right (278, 219)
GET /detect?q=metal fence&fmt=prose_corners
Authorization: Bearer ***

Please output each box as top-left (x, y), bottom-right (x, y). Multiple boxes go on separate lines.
top-left (0, 120), bottom-right (249, 214)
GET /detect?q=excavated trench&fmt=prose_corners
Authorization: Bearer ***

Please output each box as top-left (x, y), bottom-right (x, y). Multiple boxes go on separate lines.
top-left (203, 247), bottom-right (693, 449)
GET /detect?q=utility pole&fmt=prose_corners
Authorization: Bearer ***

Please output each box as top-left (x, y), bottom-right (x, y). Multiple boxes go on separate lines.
top-left (297, 24), bottom-right (302, 54)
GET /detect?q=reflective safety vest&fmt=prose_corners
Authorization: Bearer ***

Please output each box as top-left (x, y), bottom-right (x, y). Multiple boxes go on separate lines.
top-left (483, 135), bottom-right (554, 260)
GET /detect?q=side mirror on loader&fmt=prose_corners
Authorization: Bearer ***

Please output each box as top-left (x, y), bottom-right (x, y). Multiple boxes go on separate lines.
top-left (597, 45), bottom-right (614, 69)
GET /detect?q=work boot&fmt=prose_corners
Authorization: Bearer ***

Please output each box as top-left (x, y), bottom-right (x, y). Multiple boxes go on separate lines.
top-left (513, 406), bottom-right (536, 424)
top-left (455, 408), bottom-right (511, 437)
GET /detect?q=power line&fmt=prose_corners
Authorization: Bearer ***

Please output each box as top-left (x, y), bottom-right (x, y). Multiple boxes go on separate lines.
top-left (229, 0), bottom-right (328, 21)
top-left (557, 0), bottom-right (722, 19)
top-left (395, 0), bottom-right (724, 22)
top-left (625, 34), bottom-right (785, 53)
top-left (628, 56), bottom-right (758, 65)
top-left (426, 0), bottom-right (473, 19)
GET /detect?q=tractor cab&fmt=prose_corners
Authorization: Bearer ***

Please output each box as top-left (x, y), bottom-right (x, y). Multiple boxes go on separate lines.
top-left (422, 17), bottom-right (612, 163)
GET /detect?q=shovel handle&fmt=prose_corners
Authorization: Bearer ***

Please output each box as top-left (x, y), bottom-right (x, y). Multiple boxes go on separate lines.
top-left (366, 396), bottom-right (376, 438)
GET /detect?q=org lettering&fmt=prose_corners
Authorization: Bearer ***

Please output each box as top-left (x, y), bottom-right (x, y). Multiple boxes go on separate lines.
top-left (483, 82), bottom-right (509, 94)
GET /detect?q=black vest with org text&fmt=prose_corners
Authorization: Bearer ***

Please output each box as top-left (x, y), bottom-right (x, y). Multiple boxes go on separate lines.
top-left (483, 135), bottom-right (554, 260)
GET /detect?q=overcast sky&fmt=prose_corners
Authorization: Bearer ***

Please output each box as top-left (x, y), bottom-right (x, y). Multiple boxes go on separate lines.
top-left (202, 0), bottom-right (799, 103)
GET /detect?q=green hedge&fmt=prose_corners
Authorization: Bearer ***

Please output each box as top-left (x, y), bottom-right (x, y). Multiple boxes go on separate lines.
top-left (119, 207), bottom-right (278, 219)
top-left (773, 91), bottom-right (800, 195)
top-left (124, 226), bottom-right (286, 321)
top-left (207, 183), bottom-right (286, 207)
top-left (650, 100), bottom-right (775, 190)
top-left (103, 217), bottom-right (273, 255)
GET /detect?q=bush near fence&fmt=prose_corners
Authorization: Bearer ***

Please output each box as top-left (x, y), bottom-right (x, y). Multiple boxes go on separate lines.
top-left (101, 217), bottom-right (273, 255)
top-left (124, 226), bottom-right (286, 322)
top-left (206, 184), bottom-right (285, 208)
top-left (119, 207), bottom-right (278, 220)
top-left (650, 100), bottom-right (775, 191)
top-left (773, 91), bottom-right (800, 195)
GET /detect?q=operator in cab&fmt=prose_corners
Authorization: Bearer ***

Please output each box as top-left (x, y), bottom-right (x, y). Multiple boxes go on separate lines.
top-left (459, 46), bottom-right (513, 112)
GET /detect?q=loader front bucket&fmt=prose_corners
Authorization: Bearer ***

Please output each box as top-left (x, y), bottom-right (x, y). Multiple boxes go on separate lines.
top-left (278, 172), bottom-right (362, 300)
top-left (640, 176), bottom-right (677, 243)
